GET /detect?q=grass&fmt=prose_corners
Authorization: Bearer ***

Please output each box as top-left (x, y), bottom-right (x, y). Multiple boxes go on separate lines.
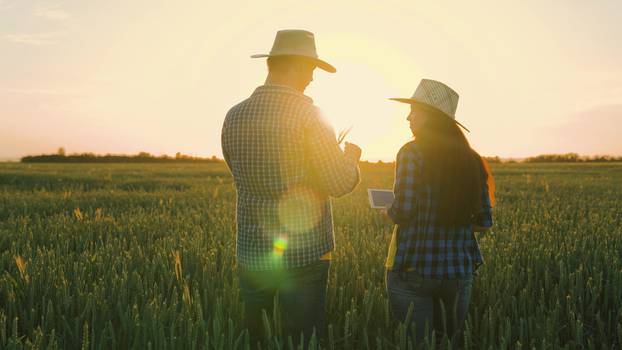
top-left (1, 162), bottom-right (621, 349)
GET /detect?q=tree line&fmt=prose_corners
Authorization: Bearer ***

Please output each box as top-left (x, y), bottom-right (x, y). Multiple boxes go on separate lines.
top-left (483, 154), bottom-right (622, 163)
top-left (21, 149), bottom-right (223, 163)
top-left (523, 153), bottom-right (622, 163)
top-left (19, 149), bottom-right (622, 164)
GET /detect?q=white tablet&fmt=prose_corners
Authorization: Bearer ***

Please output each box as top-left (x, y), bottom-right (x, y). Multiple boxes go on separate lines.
top-left (367, 189), bottom-right (395, 209)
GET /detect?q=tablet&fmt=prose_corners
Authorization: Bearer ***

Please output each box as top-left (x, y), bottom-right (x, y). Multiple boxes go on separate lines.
top-left (367, 189), bottom-right (395, 209)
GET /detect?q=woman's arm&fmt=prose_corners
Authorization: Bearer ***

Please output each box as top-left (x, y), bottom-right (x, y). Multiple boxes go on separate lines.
top-left (472, 169), bottom-right (493, 232)
top-left (387, 144), bottom-right (420, 225)
top-left (472, 225), bottom-right (491, 232)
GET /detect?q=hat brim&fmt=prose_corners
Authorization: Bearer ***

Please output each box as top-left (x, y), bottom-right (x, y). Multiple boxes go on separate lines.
top-left (251, 54), bottom-right (336, 73)
top-left (389, 97), bottom-right (470, 133)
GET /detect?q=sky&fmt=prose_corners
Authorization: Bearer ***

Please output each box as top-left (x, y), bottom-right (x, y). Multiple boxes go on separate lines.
top-left (1, 0), bottom-right (621, 161)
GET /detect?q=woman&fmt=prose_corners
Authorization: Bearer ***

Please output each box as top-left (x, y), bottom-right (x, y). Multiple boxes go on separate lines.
top-left (384, 79), bottom-right (494, 344)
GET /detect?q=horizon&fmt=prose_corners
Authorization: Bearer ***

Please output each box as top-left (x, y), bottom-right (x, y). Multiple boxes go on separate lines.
top-left (2, 1), bottom-right (621, 160)
top-left (4, 149), bottom-right (621, 164)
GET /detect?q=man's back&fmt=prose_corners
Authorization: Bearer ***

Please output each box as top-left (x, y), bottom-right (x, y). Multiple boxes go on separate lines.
top-left (222, 84), bottom-right (359, 270)
top-left (223, 85), bottom-right (316, 198)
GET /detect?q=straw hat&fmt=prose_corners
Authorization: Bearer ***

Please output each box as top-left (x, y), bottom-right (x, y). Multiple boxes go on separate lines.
top-left (251, 29), bottom-right (336, 73)
top-left (390, 79), bottom-right (469, 132)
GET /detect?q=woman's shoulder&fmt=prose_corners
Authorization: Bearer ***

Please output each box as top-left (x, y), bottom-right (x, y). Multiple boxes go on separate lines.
top-left (469, 148), bottom-right (487, 176)
top-left (396, 141), bottom-right (423, 163)
top-left (398, 140), bottom-right (418, 153)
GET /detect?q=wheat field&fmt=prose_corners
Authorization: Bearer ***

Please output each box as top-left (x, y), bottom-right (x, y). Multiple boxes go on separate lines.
top-left (1, 162), bottom-right (621, 349)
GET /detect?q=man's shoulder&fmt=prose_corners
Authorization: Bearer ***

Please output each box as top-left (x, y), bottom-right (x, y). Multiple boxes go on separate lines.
top-left (302, 104), bottom-right (335, 135)
top-left (226, 87), bottom-right (316, 118)
top-left (225, 98), bottom-right (251, 120)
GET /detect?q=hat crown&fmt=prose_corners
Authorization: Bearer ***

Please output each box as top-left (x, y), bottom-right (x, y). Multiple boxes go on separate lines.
top-left (411, 79), bottom-right (459, 118)
top-left (269, 29), bottom-right (319, 59)
top-left (251, 29), bottom-right (336, 73)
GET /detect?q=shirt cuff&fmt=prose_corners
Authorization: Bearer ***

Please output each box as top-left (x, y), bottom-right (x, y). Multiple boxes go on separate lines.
top-left (387, 204), bottom-right (400, 224)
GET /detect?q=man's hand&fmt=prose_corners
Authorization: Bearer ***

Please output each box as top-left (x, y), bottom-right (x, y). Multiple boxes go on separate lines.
top-left (344, 142), bottom-right (362, 162)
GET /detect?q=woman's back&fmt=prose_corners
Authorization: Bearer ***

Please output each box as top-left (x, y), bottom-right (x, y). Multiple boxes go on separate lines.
top-left (386, 142), bottom-right (492, 278)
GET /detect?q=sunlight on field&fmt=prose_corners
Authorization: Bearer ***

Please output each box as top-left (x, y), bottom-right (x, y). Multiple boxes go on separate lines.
top-left (0, 162), bottom-right (621, 348)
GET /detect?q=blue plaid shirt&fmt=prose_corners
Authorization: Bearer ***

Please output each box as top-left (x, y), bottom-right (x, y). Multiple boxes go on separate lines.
top-left (387, 141), bottom-right (492, 279)
top-left (222, 85), bottom-right (360, 271)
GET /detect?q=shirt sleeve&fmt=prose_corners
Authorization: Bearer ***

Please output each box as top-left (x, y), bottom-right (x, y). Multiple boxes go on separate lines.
top-left (220, 116), bottom-right (233, 172)
top-left (388, 145), bottom-right (420, 225)
top-left (473, 172), bottom-right (493, 228)
top-left (305, 109), bottom-right (360, 197)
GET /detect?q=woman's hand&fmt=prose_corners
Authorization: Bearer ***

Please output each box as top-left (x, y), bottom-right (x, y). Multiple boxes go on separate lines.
top-left (472, 225), bottom-right (492, 233)
top-left (380, 203), bottom-right (392, 217)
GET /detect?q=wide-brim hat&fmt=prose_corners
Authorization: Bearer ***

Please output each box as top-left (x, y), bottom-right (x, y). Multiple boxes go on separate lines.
top-left (390, 79), bottom-right (469, 132)
top-left (251, 29), bottom-right (336, 73)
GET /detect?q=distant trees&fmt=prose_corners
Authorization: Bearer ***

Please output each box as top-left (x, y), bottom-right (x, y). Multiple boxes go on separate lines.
top-left (483, 156), bottom-right (502, 163)
top-left (525, 153), bottom-right (581, 163)
top-left (483, 154), bottom-right (621, 163)
top-left (19, 149), bottom-right (622, 164)
top-left (525, 153), bottom-right (622, 163)
top-left (585, 155), bottom-right (622, 162)
top-left (21, 151), bottom-right (223, 163)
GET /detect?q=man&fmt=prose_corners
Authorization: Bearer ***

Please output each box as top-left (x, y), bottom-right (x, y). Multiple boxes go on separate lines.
top-left (221, 29), bottom-right (361, 346)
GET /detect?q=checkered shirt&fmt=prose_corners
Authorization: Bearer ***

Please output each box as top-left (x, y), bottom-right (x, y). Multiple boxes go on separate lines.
top-left (387, 141), bottom-right (492, 279)
top-left (221, 85), bottom-right (360, 271)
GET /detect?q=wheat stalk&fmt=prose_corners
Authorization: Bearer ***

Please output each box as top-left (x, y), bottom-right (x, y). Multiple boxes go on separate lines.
top-left (337, 125), bottom-right (353, 145)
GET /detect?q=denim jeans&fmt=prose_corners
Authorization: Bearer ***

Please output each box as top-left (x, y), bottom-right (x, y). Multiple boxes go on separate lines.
top-left (386, 269), bottom-right (474, 344)
top-left (239, 260), bottom-right (330, 347)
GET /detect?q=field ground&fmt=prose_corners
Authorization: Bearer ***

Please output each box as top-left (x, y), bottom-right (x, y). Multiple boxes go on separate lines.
top-left (1, 162), bottom-right (621, 349)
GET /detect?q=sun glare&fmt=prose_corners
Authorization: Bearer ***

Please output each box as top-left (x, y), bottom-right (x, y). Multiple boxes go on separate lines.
top-left (277, 187), bottom-right (322, 234)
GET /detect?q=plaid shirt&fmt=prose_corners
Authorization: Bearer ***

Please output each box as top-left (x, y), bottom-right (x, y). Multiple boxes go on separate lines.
top-left (387, 141), bottom-right (492, 279)
top-left (221, 85), bottom-right (360, 271)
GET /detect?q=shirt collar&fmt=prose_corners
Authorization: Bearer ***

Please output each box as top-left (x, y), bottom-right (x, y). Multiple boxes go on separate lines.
top-left (252, 84), bottom-right (313, 104)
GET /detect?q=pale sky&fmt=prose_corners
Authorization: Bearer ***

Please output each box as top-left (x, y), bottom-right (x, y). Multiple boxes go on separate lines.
top-left (1, 0), bottom-right (621, 161)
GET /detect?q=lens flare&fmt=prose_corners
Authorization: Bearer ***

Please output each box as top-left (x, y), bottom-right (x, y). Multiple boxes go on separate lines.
top-left (271, 235), bottom-right (288, 268)
top-left (277, 187), bottom-right (322, 234)
top-left (273, 236), bottom-right (288, 255)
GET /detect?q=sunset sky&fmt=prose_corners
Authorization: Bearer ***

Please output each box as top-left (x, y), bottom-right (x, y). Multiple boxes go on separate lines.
top-left (2, 0), bottom-right (621, 161)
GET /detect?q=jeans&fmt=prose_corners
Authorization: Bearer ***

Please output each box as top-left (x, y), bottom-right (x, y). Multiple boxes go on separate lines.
top-left (386, 269), bottom-right (474, 344)
top-left (239, 260), bottom-right (330, 347)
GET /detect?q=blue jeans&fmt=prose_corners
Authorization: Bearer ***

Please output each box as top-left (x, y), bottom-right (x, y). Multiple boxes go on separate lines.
top-left (239, 260), bottom-right (330, 347)
top-left (386, 269), bottom-right (474, 344)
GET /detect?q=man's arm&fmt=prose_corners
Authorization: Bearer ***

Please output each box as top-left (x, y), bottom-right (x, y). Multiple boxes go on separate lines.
top-left (305, 111), bottom-right (360, 197)
top-left (221, 118), bottom-right (233, 173)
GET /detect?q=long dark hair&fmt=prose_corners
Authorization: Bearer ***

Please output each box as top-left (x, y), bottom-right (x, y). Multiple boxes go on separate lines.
top-left (414, 107), bottom-right (487, 227)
